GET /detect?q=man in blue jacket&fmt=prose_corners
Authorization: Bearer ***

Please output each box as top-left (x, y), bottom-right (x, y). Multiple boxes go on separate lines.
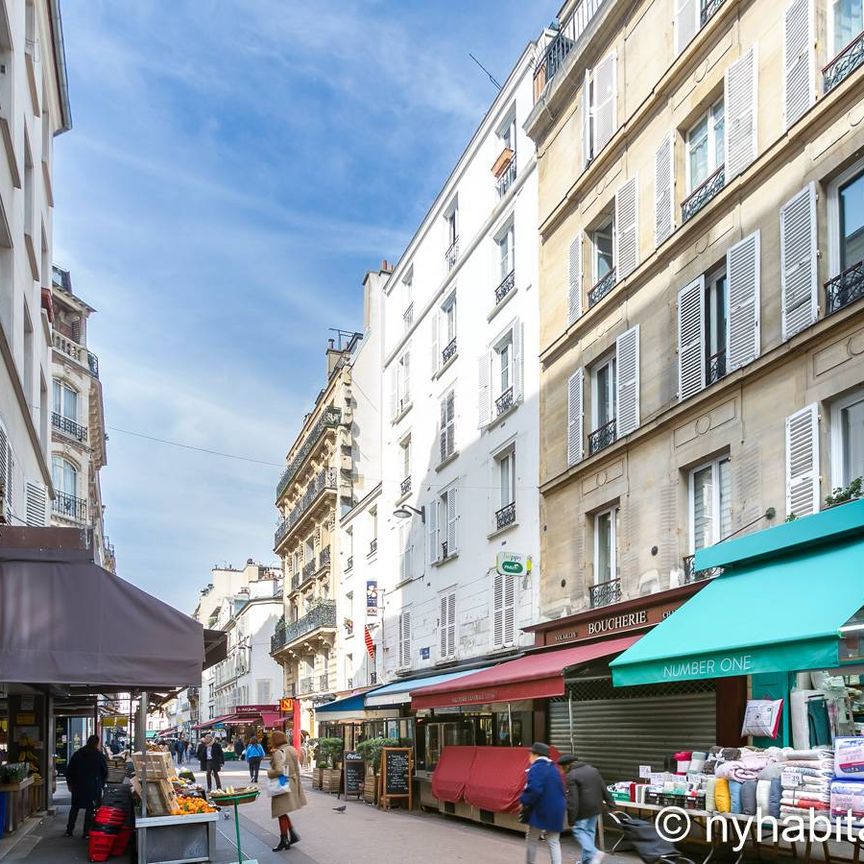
top-left (520, 742), bottom-right (566, 864)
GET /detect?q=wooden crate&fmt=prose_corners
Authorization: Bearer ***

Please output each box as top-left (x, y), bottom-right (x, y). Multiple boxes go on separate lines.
top-left (132, 751), bottom-right (173, 779)
top-left (363, 775), bottom-right (377, 805)
top-left (321, 769), bottom-right (341, 793)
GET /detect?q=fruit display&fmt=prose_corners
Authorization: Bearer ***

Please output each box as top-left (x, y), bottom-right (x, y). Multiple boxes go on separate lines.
top-left (171, 797), bottom-right (216, 816)
top-left (212, 785), bottom-right (257, 796)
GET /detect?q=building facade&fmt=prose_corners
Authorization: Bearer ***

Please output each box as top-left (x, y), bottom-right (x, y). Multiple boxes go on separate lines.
top-left (0, 0), bottom-right (71, 528)
top-left (527, 0), bottom-right (864, 620)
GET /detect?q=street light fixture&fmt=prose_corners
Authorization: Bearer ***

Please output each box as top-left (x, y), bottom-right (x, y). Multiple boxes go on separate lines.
top-left (393, 504), bottom-right (425, 523)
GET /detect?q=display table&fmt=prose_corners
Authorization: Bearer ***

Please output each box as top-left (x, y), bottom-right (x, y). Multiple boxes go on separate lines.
top-left (135, 811), bottom-right (218, 864)
top-left (0, 776), bottom-right (35, 835)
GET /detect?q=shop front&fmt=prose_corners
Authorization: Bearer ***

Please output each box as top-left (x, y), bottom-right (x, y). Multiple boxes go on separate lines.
top-left (193, 703), bottom-right (290, 747)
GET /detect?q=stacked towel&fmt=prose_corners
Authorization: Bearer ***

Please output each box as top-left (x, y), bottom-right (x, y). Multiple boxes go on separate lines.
top-left (756, 779), bottom-right (772, 815)
top-left (705, 777), bottom-right (717, 812)
top-left (781, 752), bottom-right (833, 818)
top-left (714, 777), bottom-right (731, 813)
top-left (831, 781), bottom-right (864, 818)
top-left (729, 780), bottom-right (743, 814)
top-left (741, 780), bottom-right (758, 815)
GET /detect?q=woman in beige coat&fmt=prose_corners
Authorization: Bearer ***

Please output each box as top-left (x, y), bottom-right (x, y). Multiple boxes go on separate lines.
top-left (267, 730), bottom-right (307, 852)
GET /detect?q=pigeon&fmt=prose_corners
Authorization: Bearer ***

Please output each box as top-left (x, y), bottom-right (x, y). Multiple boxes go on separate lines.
top-left (332, 805), bottom-right (347, 813)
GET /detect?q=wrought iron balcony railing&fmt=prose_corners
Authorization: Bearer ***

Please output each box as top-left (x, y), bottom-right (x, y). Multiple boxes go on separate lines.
top-left (291, 572), bottom-right (301, 591)
top-left (441, 540), bottom-right (449, 559)
top-left (445, 238), bottom-right (459, 271)
top-left (51, 412), bottom-right (87, 443)
top-left (682, 554), bottom-right (724, 583)
top-left (588, 418), bottom-right (617, 455)
top-left (825, 259), bottom-right (864, 315)
top-left (276, 407), bottom-right (342, 500)
top-left (707, 349), bottom-right (727, 385)
top-left (824, 30), bottom-right (864, 93)
top-left (319, 674), bottom-right (329, 692)
top-left (588, 268), bottom-right (617, 308)
top-left (441, 337), bottom-right (457, 365)
top-left (302, 559), bottom-right (316, 580)
top-left (495, 387), bottom-right (514, 416)
top-left (274, 466), bottom-right (338, 549)
top-left (298, 676), bottom-right (314, 695)
top-left (495, 501), bottom-right (516, 530)
top-left (682, 165), bottom-right (725, 223)
top-left (495, 269), bottom-right (516, 305)
top-left (700, 0), bottom-right (725, 26)
top-left (346, 555), bottom-right (353, 571)
top-left (590, 577), bottom-right (622, 608)
top-left (319, 545), bottom-right (331, 569)
top-left (400, 476), bottom-right (411, 497)
top-left (270, 600), bottom-right (337, 654)
top-left (52, 490), bottom-right (87, 523)
top-left (403, 303), bottom-right (414, 331)
top-left (369, 538), bottom-right (378, 555)
top-left (496, 154), bottom-right (517, 198)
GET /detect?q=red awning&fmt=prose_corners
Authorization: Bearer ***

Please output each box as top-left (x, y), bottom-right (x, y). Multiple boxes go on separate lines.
top-left (411, 635), bottom-right (641, 709)
top-left (465, 746), bottom-right (560, 813)
top-left (431, 746), bottom-right (476, 803)
top-left (193, 713), bottom-right (234, 730)
top-left (260, 711), bottom-right (288, 727)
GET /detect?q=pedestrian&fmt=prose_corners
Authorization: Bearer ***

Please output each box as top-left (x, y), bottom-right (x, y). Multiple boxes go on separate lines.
top-left (233, 735), bottom-right (245, 760)
top-left (245, 736), bottom-right (265, 782)
top-left (520, 742), bottom-right (566, 864)
top-left (64, 735), bottom-right (108, 839)
top-left (261, 732), bottom-right (270, 753)
top-left (267, 730), bottom-right (306, 852)
top-left (178, 736), bottom-right (187, 764)
top-left (196, 734), bottom-right (225, 792)
top-left (558, 755), bottom-right (615, 864)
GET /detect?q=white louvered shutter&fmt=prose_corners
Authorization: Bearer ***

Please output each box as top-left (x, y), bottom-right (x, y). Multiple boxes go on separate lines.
top-left (615, 176), bottom-right (639, 279)
top-left (399, 611), bottom-right (412, 667)
top-left (493, 574), bottom-right (504, 648)
top-left (780, 183), bottom-right (818, 341)
top-left (785, 404), bottom-right (819, 517)
top-left (615, 325), bottom-right (641, 436)
top-left (594, 52), bottom-right (617, 154)
top-left (568, 232), bottom-right (583, 324)
top-left (567, 369), bottom-right (584, 465)
top-left (675, 0), bottom-right (699, 55)
top-left (447, 593), bottom-right (456, 657)
top-left (512, 321), bottom-right (524, 402)
top-left (446, 487), bottom-right (457, 554)
top-left (655, 132), bottom-right (675, 247)
top-left (502, 573), bottom-right (516, 646)
top-left (725, 47), bottom-right (758, 179)
top-left (430, 310), bottom-right (439, 376)
top-left (582, 69), bottom-right (592, 166)
top-left (784, 0), bottom-right (813, 129)
top-left (0, 426), bottom-right (7, 519)
top-left (678, 276), bottom-right (706, 400)
top-left (427, 498), bottom-right (439, 565)
top-left (25, 482), bottom-right (48, 527)
top-left (478, 354), bottom-right (491, 429)
top-left (726, 231), bottom-right (761, 371)
top-left (440, 595), bottom-right (449, 658)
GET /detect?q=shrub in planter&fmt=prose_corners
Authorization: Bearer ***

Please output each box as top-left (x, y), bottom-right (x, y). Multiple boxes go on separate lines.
top-left (316, 737), bottom-right (345, 769)
top-left (355, 737), bottom-right (400, 775)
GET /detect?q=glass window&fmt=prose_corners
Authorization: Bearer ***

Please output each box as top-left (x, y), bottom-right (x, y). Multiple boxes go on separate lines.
top-left (401, 436), bottom-right (411, 478)
top-left (592, 218), bottom-right (614, 283)
top-left (705, 265), bottom-right (728, 382)
top-left (51, 455), bottom-right (77, 496)
top-left (840, 169), bottom-right (864, 270)
top-left (593, 356), bottom-right (617, 428)
top-left (690, 457), bottom-right (731, 551)
top-left (498, 225), bottom-right (514, 280)
top-left (443, 294), bottom-right (457, 344)
top-left (498, 339), bottom-right (512, 395)
top-left (687, 100), bottom-right (725, 191)
top-left (500, 115), bottom-right (517, 153)
top-left (498, 450), bottom-right (516, 508)
top-left (595, 506), bottom-right (619, 584)
top-left (52, 379), bottom-right (78, 420)
top-left (833, 390), bottom-right (864, 487)
top-left (833, 0), bottom-right (864, 55)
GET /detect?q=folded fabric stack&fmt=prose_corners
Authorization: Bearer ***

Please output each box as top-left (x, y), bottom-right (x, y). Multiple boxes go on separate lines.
top-left (830, 781), bottom-right (864, 819)
top-left (780, 750), bottom-right (833, 818)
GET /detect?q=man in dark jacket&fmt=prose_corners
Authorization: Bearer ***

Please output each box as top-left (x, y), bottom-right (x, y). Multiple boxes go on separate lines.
top-left (520, 742), bottom-right (566, 864)
top-left (65, 735), bottom-right (108, 838)
top-left (196, 735), bottom-right (224, 791)
top-left (558, 755), bottom-right (616, 864)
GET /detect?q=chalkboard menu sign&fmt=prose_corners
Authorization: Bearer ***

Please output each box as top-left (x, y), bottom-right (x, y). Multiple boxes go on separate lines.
top-left (342, 751), bottom-right (364, 798)
top-left (379, 747), bottom-right (413, 810)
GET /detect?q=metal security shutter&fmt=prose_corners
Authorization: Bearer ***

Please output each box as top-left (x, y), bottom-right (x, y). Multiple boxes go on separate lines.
top-left (549, 679), bottom-right (716, 782)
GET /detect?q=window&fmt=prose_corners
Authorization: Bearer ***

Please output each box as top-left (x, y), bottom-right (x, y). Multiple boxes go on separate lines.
top-left (369, 508), bottom-right (378, 554)
top-left (398, 610), bottom-right (412, 668)
top-left (428, 486), bottom-right (457, 563)
top-left (444, 204), bottom-right (458, 269)
top-left (689, 457), bottom-right (731, 552)
top-left (495, 447), bottom-right (516, 530)
top-left (480, 321), bottom-right (523, 425)
top-left (344, 531), bottom-right (352, 570)
top-left (687, 100), bottom-right (725, 192)
top-left (399, 522), bottom-right (413, 581)
top-left (704, 264), bottom-right (728, 384)
top-left (51, 455), bottom-right (77, 496)
top-left (591, 354), bottom-right (616, 434)
top-left (832, 389), bottom-right (864, 488)
top-left (493, 571), bottom-right (517, 648)
top-left (593, 506), bottom-right (620, 585)
top-left (402, 270), bottom-right (414, 332)
top-left (499, 112), bottom-right (517, 154)
top-left (52, 379), bottom-right (78, 420)
top-left (304, 536), bottom-right (314, 565)
top-left (439, 592), bottom-right (456, 659)
top-left (497, 223), bottom-right (514, 282)
top-left (831, 0), bottom-right (864, 56)
top-left (392, 350), bottom-right (411, 417)
top-left (256, 679), bottom-right (271, 704)
top-left (292, 549), bottom-right (301, 576)
top-left (399, 434), bottom-right (411, 495)
top-left (442, 292), bottom-right (457, 362)
top-left (439, 389), bottom-right (456, 462)
top-left (590, 217), bottom-right (614, 288)
top-left (838, 168), bottom-right (864, 271)
top-left (583, 52), bottom-right (617, 164)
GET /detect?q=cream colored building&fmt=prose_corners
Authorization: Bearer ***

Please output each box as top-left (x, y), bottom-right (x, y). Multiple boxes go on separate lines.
top-left (527, 0), bottom-right (864, 617)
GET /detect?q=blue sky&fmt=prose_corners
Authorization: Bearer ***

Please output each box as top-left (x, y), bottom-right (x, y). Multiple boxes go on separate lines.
top-left (52, 0), bottom-right (549, 612)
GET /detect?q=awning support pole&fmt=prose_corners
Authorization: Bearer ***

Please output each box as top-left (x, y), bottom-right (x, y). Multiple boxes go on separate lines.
top-left (568, 692), bottom-right (575, 753)
top-left (138, 692), bottom-right (148, 818)
top-left (507, 702), bottom-right (513, 746)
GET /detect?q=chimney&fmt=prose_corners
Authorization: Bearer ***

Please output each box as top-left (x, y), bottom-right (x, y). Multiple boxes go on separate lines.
top-left (326, 337), bottom-right (343, 376)
top-left (381, 259), bottom-right (393, 273)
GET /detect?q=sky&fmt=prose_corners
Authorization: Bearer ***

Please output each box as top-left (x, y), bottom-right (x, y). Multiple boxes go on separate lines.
top-left (52, 1), bottom-right (550, 613)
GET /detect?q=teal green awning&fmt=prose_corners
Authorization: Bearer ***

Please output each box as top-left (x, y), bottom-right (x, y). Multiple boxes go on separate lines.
top-left (611, 501), bottom-right (864, 687)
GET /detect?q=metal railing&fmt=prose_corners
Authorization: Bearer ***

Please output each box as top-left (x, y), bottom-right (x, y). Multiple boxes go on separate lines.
top-left (682, 554), bottom-right (724, 583)
top-left (441, 540), bottom-right (449, 559)
top-left (495, 387), bottom-right (514, 416)
top-left (588, 268), bottom-right (617, 308)
top-left (346, 556), bottom-right (353, 571)
top-left (588, 418), bottom-right (617, 455)
top-left (682, 165), bottom-right (725, 223)
top-left (495, 501), bottom-right (516, 530)
top-left (700, 0), bottom-right (725, 26)
top-left (495, 269), bottom-right (516, 305)
top-left (302, 559), bottom-right (316, 580)
top-left (51, 412), bottom-right (87, 443)
top-left (369, 538), bottom-right (378, 555)
top-left (298, 676), bottom-right (314, 695)
top-left (319, 545), bottom-right (331, 569)
top-left (403, 303), bottom-right (414, 331)
top-left (707, 349), bottom-right (727, 385)
top-left (496, 154), bottom-right (517, 197)
top-left (52, 332), bottom-right (100, 379)
top-left (271, 600), bottom-right (337, 654)
top-left (276, 407), bottom-right (342, 500)
top-left (274, 467), bottom-right (338, 548)
top-left (442, 337), bottom-right (457, 365)
top-left (590, 577), bottom-right (622, 608)
top-left (824, 30), bottom-right (864, 92)
top-left (400, 476), bottom-right (411, 496)
top-left (52, 490), bottom-right (87, 523)
top-left (825, 258), bottom-right (864, 315)
top-left (291, 573), bottom-right (301, 591)
top-left (445, 238), bottom-right (459, 271)
top-left (319, 674), bottom-right (329, 692)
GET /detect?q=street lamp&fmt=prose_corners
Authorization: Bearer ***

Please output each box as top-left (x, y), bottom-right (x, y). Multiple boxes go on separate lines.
top-left (393, 504), bottom-right (425, 523)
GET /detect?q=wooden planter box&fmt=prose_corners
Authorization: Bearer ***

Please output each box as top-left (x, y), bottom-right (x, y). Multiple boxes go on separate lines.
top-left (321, 768), bottom-right (341, 793)
top-left (363, 773), bottom-right (377, 805)
top-left (312, 768), bottom-right (323, 790)
top-left (492, 147), bottom-right (514, 178)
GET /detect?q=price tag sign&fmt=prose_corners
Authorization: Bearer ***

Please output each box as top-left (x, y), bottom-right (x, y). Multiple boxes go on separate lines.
top-left (639, 765), bottom-right (652, 779)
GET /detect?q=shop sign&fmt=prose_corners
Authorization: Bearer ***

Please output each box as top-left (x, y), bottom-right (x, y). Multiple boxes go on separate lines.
top-left (544, 598), bottom-right (682, 646)
top-left (366, 580), bottom-right (378, 617)
top-left (496, 552), bottom-right (529, 576)
top-left (279, 698), bottom-right (293, 713)
top-left (661, 653), bottom-right (753, 681)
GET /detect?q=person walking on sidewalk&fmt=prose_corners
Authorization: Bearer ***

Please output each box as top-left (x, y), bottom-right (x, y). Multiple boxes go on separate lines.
top-left (196, 734), bottom-right (224, 791)
top-left (233, 736), bottom-right (245, 760)
top-left (520, 742), bottom-right (566, 864)
top-left (64, 735), bottom-right (107, 839)
top-left (558, 754), bottom-right (616, 864)
top-left (245, 736), bottom-right (265, 782)
top-left (267, 730), bottom-right (306, 852)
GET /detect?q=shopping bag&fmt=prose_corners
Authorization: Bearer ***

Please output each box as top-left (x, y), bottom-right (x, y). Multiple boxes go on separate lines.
top-left (264, 772), bottom-right (291, 797)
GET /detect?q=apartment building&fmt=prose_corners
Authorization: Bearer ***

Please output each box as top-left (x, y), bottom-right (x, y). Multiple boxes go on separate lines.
top-left (526, 0), bottom-right (864, 619)
top-left (374, 43), bottom-right (542, 684)
top-left (0, 0), bottom-right (71, 526)
top-left (48, 265), bottom-right (114, 570)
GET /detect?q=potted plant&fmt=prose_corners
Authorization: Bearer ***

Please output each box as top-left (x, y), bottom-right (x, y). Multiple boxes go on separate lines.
top-left (317, 738), bottom-right (344, 793)
top-left (356, 737), bottom-right (400, 804)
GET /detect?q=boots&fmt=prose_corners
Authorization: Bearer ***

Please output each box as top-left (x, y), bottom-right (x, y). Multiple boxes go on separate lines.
top-left (289, 828), bottom-right (301, 845)
top-left (272, 834), bottom-right (291, 852)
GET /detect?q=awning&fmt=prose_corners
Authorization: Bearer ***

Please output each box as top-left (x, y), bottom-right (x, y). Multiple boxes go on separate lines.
top-left (0, 543), bottom-right (204, 689)
top-left (316, 693), bottom-right (368, 714)
top-left (411, 636), bottom-right (640, 709)
top-left (611, 500), bottom-right (864, 687)
top-left (194, 713), bottom-right (233, 730)
top-left (365, 668), bottom-right (491, 708)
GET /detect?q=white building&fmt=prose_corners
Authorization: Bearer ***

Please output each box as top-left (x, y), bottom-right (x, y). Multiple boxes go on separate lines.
top-left (0, 0), bottom-right (71, 526)
top-left (375, 43), bottom-right (541, 681)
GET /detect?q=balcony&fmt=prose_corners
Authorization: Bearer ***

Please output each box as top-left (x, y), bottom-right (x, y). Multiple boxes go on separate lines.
top-left (346, 555), bottom-right (353, 571)
top-left (495, 269), bottom-right (515, 306)
top-left (588, 418), bottom-right (616, 456)
top-left (51, 412), bottom-right (87, 444)
top-left (590, 577), bottom-right (622, 609)
top-left (274, 466), bottom-right (338, 549)
top-left (52, 332), bottom-right (100, 379)
top-left (270, 600), bottom-right (337, 655)
top-left (400, 476), bottom-right (411, 497)
top-left (682, 555), bottom-right (724, 583)
top-left (681, 165), bottom-right (725, 223)
top-left (403, 303), bottom-right (414, 331)
top-left (298, 676), bottom-right (314, 695)
top-left (823, 30), bottom-right (864, 92)
top-left (700, 0), bottom-right (725, 26)
top-left (441, 337), bottom-right (457, 365)
top-left (302, 559), bottom-right (316, 580)
top-left (825, 259), bottom-right (864, 315)
top-left (495, 387), bottom-right (514, 417)
top-left (707, 349), bottom-right (727, 385)
top-left (319, 674), bottom-right (329, 692)
top-left (319, 545), bottom-right (331, 569)
top-left (291, 572), bottom-right (301, 591)
top-left (368, 538), bottom-right (377, 556)
top-left (588, 268), bottom-right (617, 308)
top-left (495, 153), bottom-right (517, 198)
top-left (495, 501), bottom-right (516, 531)
top-left (275, 407), bottom-right (341, 501)
top-left (444, 238), bottom-right (459, 272)
top-left (52, 490), bottom-right (87, 523)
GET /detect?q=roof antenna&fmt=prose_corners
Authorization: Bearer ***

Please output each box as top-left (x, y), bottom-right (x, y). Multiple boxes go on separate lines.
top-left (469, 53), bottom-right (501, 91)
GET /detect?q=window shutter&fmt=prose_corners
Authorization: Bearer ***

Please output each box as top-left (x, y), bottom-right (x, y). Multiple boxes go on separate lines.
top-left (615, 325), bottom-right (640, 436)
top-left (678, 276), bottom-right (706, 400)
top-left (593, 52), bottom-right (617, 155)
top-left (439, 595), bottom-right (449, 658)
top-left (614, 176), bottom-right (639, 279)
top-left (399, 611), bottom-right (412, 668)
top-left (785, 404), bottom-right (819, 517)
top-left (724, 47), bottom-right (758, 180)
top-left (674, 0), bottom-right (699, 55)
top-left (446, 487), bottom-right (457, 554)
top-left (446, 390), bottom-right (455, 455)
top-left (403, 351), bottom-right (411, 404)
top-left (582, 69), bottom-right (592, 166)
top-left (447, 593), bottom-right (456, 657)
top-left (784, 0), bottom-right (813, 129)
top-left (390, 366), bottom-right (398, 419)
top-left (478, 354), bottom-right (491, 429)
top-left (567, 368), bottom-right (584, 465)
top-left (568, 232), bottom-right (583, 324)
top-left (427, 499), bottom-right (439, 565)
top-left (503, 573), bottom-right (516, 646)
top-left (780, 183), bottom-right (818, 341)
top-left (430, 310), bottom-right (439, 376)
top-left (0, 426), bottom-right (7, 519)
top-left (512, 321), bottom-right (524, 402)
top-left (655, 132), bottom-right (675, 247)
top-left (493, 574), bottom-right (504, 648)
top-left (25, 482), bottom-right (48, 527)
top-left (726, 231), bottom-right (761, 371)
